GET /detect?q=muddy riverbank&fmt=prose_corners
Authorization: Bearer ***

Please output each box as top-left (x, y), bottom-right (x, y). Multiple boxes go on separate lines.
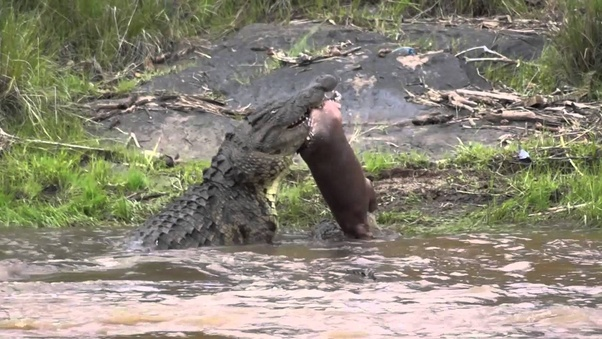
top-left (78, 19), bottom-right (561, 232)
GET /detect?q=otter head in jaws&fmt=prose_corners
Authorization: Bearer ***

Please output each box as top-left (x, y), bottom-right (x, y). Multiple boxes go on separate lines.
top-left (296, 90), bottom-right (342, 154)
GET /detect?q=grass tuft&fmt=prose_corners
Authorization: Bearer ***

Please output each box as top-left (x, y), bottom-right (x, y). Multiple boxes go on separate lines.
top-left (551, 0), bottom-right (602, 92)
top-left (0, 145), bottom-right (210, 227)
top-left (482, 0), bottom-right (602, 98)
top-left (410, 0), bottom-right (530, 17)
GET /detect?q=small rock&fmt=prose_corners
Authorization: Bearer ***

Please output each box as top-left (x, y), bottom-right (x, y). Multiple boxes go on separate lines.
top-left (378, 48), bottom-right (392, 58)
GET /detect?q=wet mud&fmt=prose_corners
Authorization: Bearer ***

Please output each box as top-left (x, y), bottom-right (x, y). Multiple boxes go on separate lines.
top-left (374, 167), bottom-right (503, 221)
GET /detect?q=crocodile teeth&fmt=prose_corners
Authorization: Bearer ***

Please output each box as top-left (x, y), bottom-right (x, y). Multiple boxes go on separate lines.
top-left (289, 115), bottom-right (308, 128)
top-left (305, 130), bottom-right (314, 142)
top-left (307, 131), bottom-right (314, 140)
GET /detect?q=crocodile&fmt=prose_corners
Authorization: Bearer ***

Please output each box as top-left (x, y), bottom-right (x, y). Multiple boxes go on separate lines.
top-left (127, 74), bottom-right (338, 250)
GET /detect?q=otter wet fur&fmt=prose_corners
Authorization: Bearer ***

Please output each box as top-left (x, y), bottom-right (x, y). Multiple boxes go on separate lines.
top-left (299, 99), bottom-right (378, 239)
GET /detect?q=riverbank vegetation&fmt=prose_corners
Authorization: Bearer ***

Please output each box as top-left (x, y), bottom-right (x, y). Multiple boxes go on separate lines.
top-left (1, 0), bottom-right (601, 234)
top-left (279, 137), bottom-right (602, 235)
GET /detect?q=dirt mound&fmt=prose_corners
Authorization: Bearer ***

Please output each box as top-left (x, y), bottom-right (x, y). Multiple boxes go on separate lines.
top-left (293, 165), bottom-right (510, 239)
top-left (370, 166), bottom-right (509, 231)
top-left (96, 21), bottom-right (546, 161)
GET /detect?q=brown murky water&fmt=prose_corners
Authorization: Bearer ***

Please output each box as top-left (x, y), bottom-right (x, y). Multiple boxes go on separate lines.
top-left (0, 227), bottom-right (600, 338)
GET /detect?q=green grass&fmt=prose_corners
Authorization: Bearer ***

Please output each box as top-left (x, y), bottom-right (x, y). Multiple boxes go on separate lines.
top-left (277, 136), bottom-right (602, 235)
top-left (0, 145), bottom-right (210, 227)
top-left (451, 141), bottom-right (602, 229)
top-left (552, 0), bottom-right (602, 92)
top-left (483, 47), bottom-right (558, 96)
top-left (480, 0), bottom-right (602, 98)
top-left (359, 150), bottom-right (432, 173)
top-left (403, 0), bottom-right (531, 17)
top-left (3, 131), bottom-right (602, 234)
top-left (475, 146), bottom-right (602, 227)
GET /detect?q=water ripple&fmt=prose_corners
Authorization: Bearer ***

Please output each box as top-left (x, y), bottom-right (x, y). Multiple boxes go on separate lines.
top-left (0, 227), bottom-right (600, 338)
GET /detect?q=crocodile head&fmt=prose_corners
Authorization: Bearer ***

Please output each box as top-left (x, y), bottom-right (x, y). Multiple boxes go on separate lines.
top-left (243, 74), bottom-right (338, 156)
top-left (222, 74), bottom-right (338, 189)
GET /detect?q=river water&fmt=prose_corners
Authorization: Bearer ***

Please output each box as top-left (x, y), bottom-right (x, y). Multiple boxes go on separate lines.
top-left (0, 227), bottom-right (600, 338)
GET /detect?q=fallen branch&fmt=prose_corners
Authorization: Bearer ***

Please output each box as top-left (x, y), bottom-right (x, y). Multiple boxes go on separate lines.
top-left (454, 88), bottom-right (521, 103)
top-left (455, 45), bottom-right (517, 64)
top-left (127, 192), bottom-right (169, 202)
top-left (474, 124), bottom-right (531, 132)
top-left (483, 110), bottom-right (562, 126)
top-left (88, 92), bottom-right (249, 122)
top-left (296, 46), bottom-right (362, 66)
top-left (533, 122), bottom-right (562, 133)
top-left (342, 120), bottom-right (413, 128)
top-left (149, 45), bottom-right (197, 65)
top-left (528, 203), bottom-right (591, 217)
top-left (267, 42), bottom-right (362, 67)
top-left (446, 91), bottom-right (477, 112)
top-left (0, 127), bottom-right (176, 166)
top-left (1, 127), bottom-right (116, 154)
top-left (412, 112), bottom-right (455, 126)
top-left (520, 91), bottom-right (589, 109)
top-left (405, 84), bottom-right (598, 134)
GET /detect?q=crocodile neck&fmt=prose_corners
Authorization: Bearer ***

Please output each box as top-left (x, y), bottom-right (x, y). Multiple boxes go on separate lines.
top-left (200, 139), bottom-right (245, 188)
top-left (200, 138), bottom-right (292, 211)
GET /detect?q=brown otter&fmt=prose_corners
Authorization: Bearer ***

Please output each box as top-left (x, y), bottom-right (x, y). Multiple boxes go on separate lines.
top-left (300, 99), bottom-right (377, 239)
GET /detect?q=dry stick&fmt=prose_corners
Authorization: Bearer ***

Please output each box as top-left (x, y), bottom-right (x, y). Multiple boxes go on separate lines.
top-left (115, 0), bottom-right (139, 60)
top-left (0, 127), bottom-right (170, 162)
top-left (464, 57), bottom-right (517, 64)
top-left (455, 45), bottom-right (510, 60)
top-left (125, 132), bottom-right (142, 149)
top-left (280, 46), bottom-right (363, 67)
top-left (410, 1), bottom-right (439, 20)
top-left (559, 134), bottom-right (584, 176)
top-left (454, 45), bottom-right (517, 64)
top-left (127, 191), bottom-right (169, 202)
top-left (454, 88), bottom-right (521, 102)
top-left (568, 125), bottom-right (597, 144)
top-left (528, 203), bottom-right (591, 217)
top-left (0, 127), bottom-right (113, 153)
